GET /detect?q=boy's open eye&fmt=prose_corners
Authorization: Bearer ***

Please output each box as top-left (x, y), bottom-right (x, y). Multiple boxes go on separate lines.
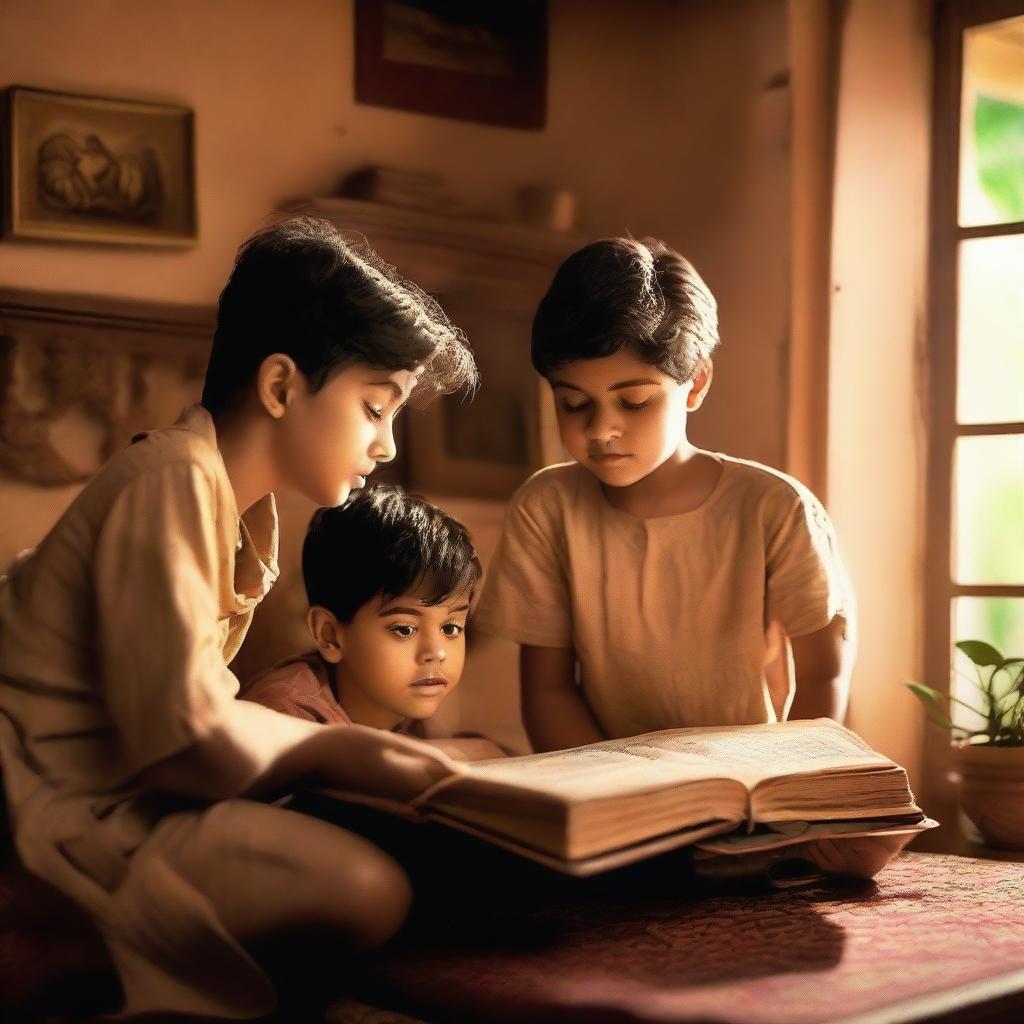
top-left (388, 623), bottom-right (416, 638)
top-left (442, 622), bottom-right (465, 638)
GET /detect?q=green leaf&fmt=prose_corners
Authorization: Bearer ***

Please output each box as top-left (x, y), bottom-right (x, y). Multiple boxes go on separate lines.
top-left (924, 709), bottom-right (956, 731)
top-left (906, 682), bottom-right (942, 705)
top-left (956, 640), bottom-right (1004, 667)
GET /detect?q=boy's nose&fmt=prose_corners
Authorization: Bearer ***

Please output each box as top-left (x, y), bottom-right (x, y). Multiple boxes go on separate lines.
top-left (421, 647), bottom-right (446, 663)
top-left (586, 407), bottom-right (622, 442)
top-left (370, 421), bottom-right (397, 464)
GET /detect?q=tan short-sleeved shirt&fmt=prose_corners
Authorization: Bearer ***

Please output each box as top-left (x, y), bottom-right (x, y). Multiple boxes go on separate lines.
top-left (473, 457), bottom-right (854, 738)
top-left (0, 406), bottom-right (280, 1017)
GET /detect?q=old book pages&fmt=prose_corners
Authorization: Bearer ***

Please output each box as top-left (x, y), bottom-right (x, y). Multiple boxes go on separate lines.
top-left (427, 719), bottom-right (920, 861)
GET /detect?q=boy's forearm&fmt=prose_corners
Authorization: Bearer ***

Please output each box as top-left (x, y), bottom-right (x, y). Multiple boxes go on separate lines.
top-left (140, 700), bottom-right (456, 802)
top-left (789, 673), bottom-right (850, 722)
top-left (139, 699), bottom-right (321, 800)
top-left (523, 685), bottom-right (605, 752)
top-left (520, 644), bottom-right (605, 752)
top-left (787, 617), bottom-right (852, 722)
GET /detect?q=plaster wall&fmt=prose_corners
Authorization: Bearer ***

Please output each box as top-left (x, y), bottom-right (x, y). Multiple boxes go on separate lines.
top-left (0, 0), bottom-right (792, 469)
top-left (828, 0), bottom-right (932, 784)
top-left (0, 0), bottom-right (792, 748)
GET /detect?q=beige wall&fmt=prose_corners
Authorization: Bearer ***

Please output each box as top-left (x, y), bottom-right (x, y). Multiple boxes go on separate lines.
top-left (0, 1), bottom-right (941, 768)
top-left (0, 0), bottom-right (791, 468)
top-left (1, 0), bottom-right (795, 745)
top-left (828, 0), bottom-right (931, 785)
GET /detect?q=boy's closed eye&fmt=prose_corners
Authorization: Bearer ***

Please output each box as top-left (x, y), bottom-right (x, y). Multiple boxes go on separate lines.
top-left (364, 379), bottom-right (412, 422)
top-left (559, 394), bottom-right (656, 414)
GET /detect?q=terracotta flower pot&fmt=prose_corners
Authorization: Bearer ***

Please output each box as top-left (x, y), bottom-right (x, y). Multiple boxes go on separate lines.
top-left (951, 743), bottom-right (1024, 849)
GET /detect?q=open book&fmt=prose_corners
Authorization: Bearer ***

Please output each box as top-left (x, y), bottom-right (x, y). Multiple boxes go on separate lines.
top-left (316, 719), bottom-right (932, 878)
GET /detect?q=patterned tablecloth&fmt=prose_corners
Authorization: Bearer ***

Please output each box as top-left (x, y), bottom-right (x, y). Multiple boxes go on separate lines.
top-left (336, 852), bottom-right (1024, 1024)
top-left (5, 845), bottom-right (1024, 1023)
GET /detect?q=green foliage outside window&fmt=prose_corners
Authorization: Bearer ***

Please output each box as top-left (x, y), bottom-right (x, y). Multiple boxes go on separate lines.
top-left (974, 95), bottom-right (1024, 222)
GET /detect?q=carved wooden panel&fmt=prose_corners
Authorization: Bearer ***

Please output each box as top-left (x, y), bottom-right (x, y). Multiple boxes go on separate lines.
top-left (0, 290), bottom-right (213, 485)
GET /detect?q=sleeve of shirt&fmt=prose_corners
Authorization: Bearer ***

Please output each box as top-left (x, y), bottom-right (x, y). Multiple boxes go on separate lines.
top-left (93, 459), bottom-right (241, 778)
top-left (472, 482), bottom-right (573, 648)
top-left (765, 487), bottom-right (856, 640)
top-left (240, 669), bottom-right (328, 725)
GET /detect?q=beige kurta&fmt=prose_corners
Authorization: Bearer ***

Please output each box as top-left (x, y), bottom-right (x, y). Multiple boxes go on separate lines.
top-left (0, 406), bottom-right (281, 1018)
top-left (474, 457), bottom-right (855, 738)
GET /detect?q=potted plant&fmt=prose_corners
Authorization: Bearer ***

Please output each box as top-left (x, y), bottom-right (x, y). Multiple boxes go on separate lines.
top-left (908, 639), bottom-right (1024, 849)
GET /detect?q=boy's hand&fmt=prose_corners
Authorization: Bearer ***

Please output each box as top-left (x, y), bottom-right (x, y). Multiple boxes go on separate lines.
top-left (761, 620), bottom-right (795, 722)
top-left (316, 725), bottom-right (463, 804)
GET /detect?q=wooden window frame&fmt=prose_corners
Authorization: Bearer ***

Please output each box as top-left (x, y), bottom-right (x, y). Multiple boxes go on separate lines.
top-left (924, 0), bottom-right (1024, 825)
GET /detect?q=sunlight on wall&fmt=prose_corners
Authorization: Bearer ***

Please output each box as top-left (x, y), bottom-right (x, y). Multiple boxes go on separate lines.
top-left (828, 0), bottom-right (931, 783)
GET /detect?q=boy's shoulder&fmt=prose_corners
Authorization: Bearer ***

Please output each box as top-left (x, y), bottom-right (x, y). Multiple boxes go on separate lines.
top-left (720, 454), bottom-right (816, 501)
top-left (113, 406), bottom-right (226, 485)
top-left (510, 461), bottom-right (589, 512)
top-left (717, 454), bottom-right (832, 525)
top-left (69, 406), bottom-right (232, 524)
top-left (241, 652), bottom-right (350, 725)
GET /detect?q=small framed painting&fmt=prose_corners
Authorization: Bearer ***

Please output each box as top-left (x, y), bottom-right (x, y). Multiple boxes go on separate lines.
top-left (354, 0), bottom-right (547, 130)
top-left (2, 86), bottom-right (197, 246)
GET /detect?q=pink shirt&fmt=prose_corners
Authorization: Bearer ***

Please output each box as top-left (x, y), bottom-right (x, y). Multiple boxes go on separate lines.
top-left (240, 651), bottom-right (427, 737)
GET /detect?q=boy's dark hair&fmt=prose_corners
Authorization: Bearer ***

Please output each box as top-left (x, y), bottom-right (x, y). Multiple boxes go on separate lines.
top-left (531, 236), bottom-right (719, 383)
top-left (202, 216), bottom-right (478, 416)
top-left (303, 483), bottom-right (482, 623)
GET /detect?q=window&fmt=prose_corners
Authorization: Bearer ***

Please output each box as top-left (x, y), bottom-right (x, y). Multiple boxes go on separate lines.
top-left (928, 4), bottom-right (1024, 753)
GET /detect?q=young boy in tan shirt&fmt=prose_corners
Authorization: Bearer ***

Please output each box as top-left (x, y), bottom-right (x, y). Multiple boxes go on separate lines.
top-left (474, 237), bottom-right (855, 752)
top-left (0, 217), bottom-right (477, 1017)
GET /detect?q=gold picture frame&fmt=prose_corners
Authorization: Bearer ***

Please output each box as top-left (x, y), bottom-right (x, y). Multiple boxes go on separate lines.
top-left (2, 86), bottom-right (197, 247)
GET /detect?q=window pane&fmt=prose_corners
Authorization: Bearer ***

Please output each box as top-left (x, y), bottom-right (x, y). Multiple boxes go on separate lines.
top-left (959, 16), bottom-right (1024, 227)
top-left (952, 597), bottom-right (1024, 731)
top-left (957, 235), bottom-right (1024, 424)
top-left (954, 435), bottom-right (1024, 584)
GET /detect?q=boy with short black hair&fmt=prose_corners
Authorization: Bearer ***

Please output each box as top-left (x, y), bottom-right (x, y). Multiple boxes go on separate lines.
top-left (0, 216), bottom-right (477, 1018)
top-left (475, 236), bottom-right (854, 753)
top-left (243, 484), bottom-right (502, 761)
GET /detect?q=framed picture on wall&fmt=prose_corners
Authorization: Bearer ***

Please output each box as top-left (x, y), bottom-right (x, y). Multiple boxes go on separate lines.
top-left (2, 86), bottom-right (197, 246)
top-left (354, 0), bottom-right (547, 129)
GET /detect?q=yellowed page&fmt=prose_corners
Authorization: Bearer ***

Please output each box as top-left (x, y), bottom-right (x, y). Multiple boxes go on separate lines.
top-left (458, 718), bottom-right (891, 805)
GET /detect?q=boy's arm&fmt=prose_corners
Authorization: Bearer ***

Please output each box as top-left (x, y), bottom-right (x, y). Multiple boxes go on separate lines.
top-left (788, 616), bottom-right (852, 721)
top-left (520, 645), bottom-right (605, 752)
top-left (140, 702), bottom-right (457, 803)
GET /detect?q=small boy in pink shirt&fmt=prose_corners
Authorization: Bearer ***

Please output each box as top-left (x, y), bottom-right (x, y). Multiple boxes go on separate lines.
top-left (243, 484), bottom-right (503, 762)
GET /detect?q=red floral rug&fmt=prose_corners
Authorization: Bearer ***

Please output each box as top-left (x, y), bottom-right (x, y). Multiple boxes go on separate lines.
top-left (339, 852), bottom-right (1024, 1024)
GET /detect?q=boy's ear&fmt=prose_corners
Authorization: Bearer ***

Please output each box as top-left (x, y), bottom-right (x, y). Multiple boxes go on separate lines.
top-left (307, 605), bottom-right (344, 663)
top-left (686, 358), bottom-right (713, 411)
top-left (257, 354), bottom-right (301, 420)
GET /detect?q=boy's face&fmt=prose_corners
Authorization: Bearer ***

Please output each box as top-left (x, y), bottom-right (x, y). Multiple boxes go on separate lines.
top-left (548, 349), bottom-right (699, 488)
top-left (329, 591), bottom-right (470, 730)
top-left (275, 363), bottom-right (419, 507)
